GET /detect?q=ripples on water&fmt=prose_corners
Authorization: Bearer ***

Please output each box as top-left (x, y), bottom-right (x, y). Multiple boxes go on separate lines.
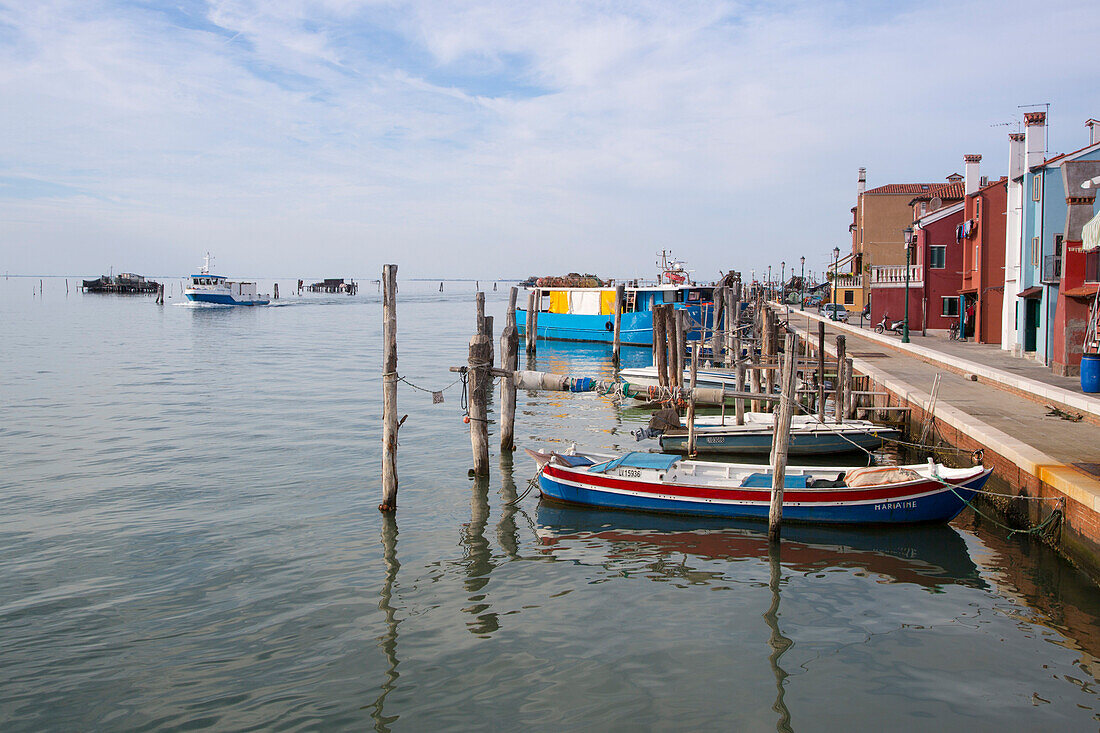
top-left (2, 278), bottom-right (1100, 731)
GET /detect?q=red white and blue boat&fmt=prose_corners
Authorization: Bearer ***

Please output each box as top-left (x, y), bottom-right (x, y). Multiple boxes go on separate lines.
top-left (527, 449), bottom-right (991, 525)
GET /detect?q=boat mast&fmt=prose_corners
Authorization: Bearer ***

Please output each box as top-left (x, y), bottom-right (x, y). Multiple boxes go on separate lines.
top-left (201, 251), bottom-right (214, 275)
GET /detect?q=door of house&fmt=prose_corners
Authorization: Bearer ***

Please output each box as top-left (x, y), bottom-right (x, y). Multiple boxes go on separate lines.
top-left (1024, 299), bottom-right (1040, 352)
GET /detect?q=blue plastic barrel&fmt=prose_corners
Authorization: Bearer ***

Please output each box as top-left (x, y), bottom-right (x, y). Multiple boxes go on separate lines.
top-left (1082, 354), bottom-right (1100, 393)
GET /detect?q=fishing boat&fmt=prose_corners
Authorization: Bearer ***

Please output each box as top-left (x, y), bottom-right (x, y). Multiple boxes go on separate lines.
top-left (526, 448), bottom-right (991, 524)
top-left (516, 252), bottom-right (715, 346)
top-left (184, 253), bottom-right (270, 306)
top-left (653, 413), bottom-right (901, 455)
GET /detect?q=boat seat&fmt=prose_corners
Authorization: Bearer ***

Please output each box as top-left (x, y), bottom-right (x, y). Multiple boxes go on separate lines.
top-left (808, 473), bottom-right (846, 488)
top-left (740, 473), bottom-right (808, 489)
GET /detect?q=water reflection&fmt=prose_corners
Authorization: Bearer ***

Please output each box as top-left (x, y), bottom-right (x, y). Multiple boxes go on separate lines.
top-left (496, 455), bottom-right (521, 560)
top-left (369, 513), bottom-right (401, 732)
top-left (461, 475), bottom-right (499, 636)
top-left (765, 543), bottom-right (793, 733)
top-left (534, 503), bottom-right (984, 590)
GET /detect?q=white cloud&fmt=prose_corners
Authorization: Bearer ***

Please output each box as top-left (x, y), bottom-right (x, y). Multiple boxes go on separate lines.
top-left (0, 0), bottom-right (1097, 277)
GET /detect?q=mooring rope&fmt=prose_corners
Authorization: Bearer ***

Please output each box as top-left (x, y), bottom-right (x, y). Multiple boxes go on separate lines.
top-left (948, 486), bottom-right (1065, 538)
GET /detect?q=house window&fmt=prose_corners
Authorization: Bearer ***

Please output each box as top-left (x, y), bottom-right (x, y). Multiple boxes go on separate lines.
top-left (843, 290), bottom-right (854, 305)
top-left (1031, 237), bottom-right (1040, 267)
top-left (929, 246), bottom-right (946, 269)
top-left (1032, 175), bottom-right (1041, 202)
top-left (942, 297), bottom-right (960, 317)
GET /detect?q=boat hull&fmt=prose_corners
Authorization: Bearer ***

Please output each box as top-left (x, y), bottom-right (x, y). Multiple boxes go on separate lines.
top-left (660, 427), bottom-right (900, 455)
top-left (538, 463), bottom-right (991, 524)
top-left (185, 292), bottom-right (269, 306)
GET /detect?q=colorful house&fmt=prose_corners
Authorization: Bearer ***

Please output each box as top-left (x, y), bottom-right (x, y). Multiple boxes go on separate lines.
top-left (959, 155), bottom-right (1008, 345)
top-left (1012, 113), bottom-right (1100, 374)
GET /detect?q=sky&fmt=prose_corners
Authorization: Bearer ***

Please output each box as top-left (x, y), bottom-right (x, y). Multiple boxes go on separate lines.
top-left (0, 0), bottom-right (1098, 280)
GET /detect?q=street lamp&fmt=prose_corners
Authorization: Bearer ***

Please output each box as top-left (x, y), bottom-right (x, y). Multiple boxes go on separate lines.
top-left (780, 261), bottom-right (786, 300)
top-left (831, 246), bottom-right (840, 319)
top-left (767, 265), bottom-right (772, 299)
top-left (799, 256), bottom-right (806, 311)
top-left (902, 226), bottom-right (913, 343)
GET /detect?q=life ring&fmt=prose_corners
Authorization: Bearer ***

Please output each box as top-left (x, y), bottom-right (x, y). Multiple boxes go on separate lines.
top-left (605, 320), bottom-right (614, 332)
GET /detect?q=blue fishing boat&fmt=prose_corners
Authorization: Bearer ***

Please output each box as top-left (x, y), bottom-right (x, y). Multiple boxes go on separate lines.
top-left (184, 253), bottom-right (270, 306)
top-left (527, 449), bottom-right (992, 525)
top-left (517, 254), bottom-right (715, 346)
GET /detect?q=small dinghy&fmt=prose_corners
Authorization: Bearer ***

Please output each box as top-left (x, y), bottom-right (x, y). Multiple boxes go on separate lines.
top-left (644, 410), bottom-right (901, 455)
top-left (526, 448), bottom-right (991, 525)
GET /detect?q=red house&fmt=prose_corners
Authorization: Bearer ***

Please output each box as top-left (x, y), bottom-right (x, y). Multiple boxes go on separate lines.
top-left (959, 160), bottom-right (1008, 344)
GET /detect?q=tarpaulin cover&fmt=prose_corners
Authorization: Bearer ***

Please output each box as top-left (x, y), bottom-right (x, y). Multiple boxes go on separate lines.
top-left (548, 290), bottom-right (570, 314)
top-left (600, 290), bottom-right (617, 315)
top-left (590, 452), bottom-right (682, 473)
top-left (569, 290), bottom-right (601, 315)
top-left (1083, 209), bottom-right (1100, 251)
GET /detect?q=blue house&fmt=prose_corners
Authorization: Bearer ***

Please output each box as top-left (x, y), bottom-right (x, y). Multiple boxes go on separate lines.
top-left (1015, 113), bottom-right (1100, 366)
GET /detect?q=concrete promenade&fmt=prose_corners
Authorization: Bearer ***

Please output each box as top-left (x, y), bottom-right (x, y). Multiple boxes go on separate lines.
top-left (775, 304), bottom-right (1100, 580)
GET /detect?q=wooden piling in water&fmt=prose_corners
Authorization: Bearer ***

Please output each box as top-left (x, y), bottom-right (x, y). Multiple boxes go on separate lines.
top-left (380, 264), bottom-right (400, 512)
top-left (768, 331), bottom-right (799, 542)
top-left (500, 288), bottom-right (519, 452)
top-left (834, 335), bottom-right (846, 424)
top-left (468, 332), bottom-right (491, 476)
top-left (674, 308), bottom-right (687, 390)
top-left (612, 283), bottom-right (624, 364)
top-left (525, 290), bottom-right (536, 353)
top-left (817, 322), bottom-right (826, 422)
top-left (653, 304), bottom-right (669, 389)
top-left (273, 282), bottom-right (279, 300)
top-left (687, 344), bottom-right (698, 455)
top-left (485, 315), bottom-right (494, 369)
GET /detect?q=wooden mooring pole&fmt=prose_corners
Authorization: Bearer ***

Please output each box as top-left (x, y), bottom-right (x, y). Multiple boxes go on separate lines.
top-left (525, 290), bottom-right (537, 353)
top-left (468, 329), bottom-right (491, 476)
top-left (817, 321), bottom-right (826, 422)
top-left (653, 304), bottom-right (670, 388)
top-left (687, 344), bottom-right (699, 455)
top-left (380, 264), bottom-right (401, 512)
top-left (500, 287), bottom-right (519, 452)
top-left (612, 283), bottom-right (624, 364)
top-left (834, 335), bottom-right (846, 424)
top-left (768, 331), bottom-right (799, 542)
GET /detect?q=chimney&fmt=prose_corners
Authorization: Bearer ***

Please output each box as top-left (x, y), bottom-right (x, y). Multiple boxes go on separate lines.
top-left (857, 167), bottom-right (866, 196)
top-left (1088, 119), bottom-right (1100, 146)
top-left (1008, 132), bottom-right (1025, 179)
top-left (964, 154), bottom-right (982, 195)
top-left (1024, 111), bottom-right (1046, 170)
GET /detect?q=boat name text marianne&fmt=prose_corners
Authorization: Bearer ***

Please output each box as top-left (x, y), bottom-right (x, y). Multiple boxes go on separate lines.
top-left (874, 501), bottom-right (919, 511)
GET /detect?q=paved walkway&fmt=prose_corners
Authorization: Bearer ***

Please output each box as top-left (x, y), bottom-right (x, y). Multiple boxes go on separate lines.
top-left (778, 307), bottom-right (1100, 515)
top-left (781, 305), bottom-right (1100, 420)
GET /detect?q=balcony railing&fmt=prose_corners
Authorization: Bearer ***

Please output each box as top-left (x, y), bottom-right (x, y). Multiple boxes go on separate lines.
top-left (831, 274), bottom-right (862, 289)
top-left (1041, 254), bottom-right (1061, 284)
top-left (870, 265), bottom-right (922, 285)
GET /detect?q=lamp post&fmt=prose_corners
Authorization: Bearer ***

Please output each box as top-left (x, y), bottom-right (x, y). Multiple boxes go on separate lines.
top-left (767, 265), bottom-right (772, 300)
top-left (799, 256), bottom-right (805, 311)
top-left (902, 226), bottom-right (913, 343)
top-left (831, 246), bottom-right (840, 319)
top-left (780, 261), bottom-right (786, 301)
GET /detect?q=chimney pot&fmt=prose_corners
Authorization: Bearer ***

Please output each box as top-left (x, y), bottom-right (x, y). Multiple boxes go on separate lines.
top-left (964, 154), bottom-right (981, 196)
top-left (1088, 119), bottom-right (1100, 146)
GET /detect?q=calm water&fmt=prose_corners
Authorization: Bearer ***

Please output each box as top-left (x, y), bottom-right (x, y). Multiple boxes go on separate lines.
top-left (3, 277), bottom-right (1100, 731)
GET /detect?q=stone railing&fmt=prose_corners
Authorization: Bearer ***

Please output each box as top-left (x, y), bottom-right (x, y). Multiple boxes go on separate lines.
top-left (870, 264), bottom-right (922, 285)
top-left (832, 274), bottom-right (862, 289)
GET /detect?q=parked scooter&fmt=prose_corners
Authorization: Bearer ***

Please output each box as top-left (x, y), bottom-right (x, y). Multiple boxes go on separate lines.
top-left (874, 313), bottom-right (906, 335)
